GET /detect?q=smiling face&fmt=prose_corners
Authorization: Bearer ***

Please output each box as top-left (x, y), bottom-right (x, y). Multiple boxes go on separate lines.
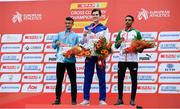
top-left (91, 10), bottom-right (101, 23)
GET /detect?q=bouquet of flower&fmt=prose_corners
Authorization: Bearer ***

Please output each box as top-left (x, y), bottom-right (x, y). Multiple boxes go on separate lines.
top-left (124, 39), bottom-right (155, 53)
top-left (94, 36), bottom-right (112, 68)
top-left (76, 47), bottom-right (91, 57)
top-left (63, 45), bottom-right (91, 58)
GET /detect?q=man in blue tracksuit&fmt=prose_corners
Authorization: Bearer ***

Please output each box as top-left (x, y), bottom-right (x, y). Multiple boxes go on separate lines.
top-left (80, 9), bottom-right (109, 105)
top-left (52, 17), bottom-right (79, 105)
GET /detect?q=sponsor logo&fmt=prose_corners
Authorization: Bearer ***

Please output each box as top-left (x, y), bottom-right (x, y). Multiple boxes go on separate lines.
top-left (44, 34), bottom-right (58, 42)
top-left (105, 63), bottom-right (111, 72)
top-left (0, 84), bottom-right (21, 92)
top-left (44, 64), bottom-right (56, 73)
top-left (159, 84), bottom-right (180, 93)
top-left (137, 84), bottom-right (157, 93)
top-left (138, 8), bottom-right (170, 20)
top-left (76, 74), bottom-right (85, 83)
top-left (44, 54), bottom-right (57, 62)
top-left (114, 84), bottom-right (158, 93)
top-left (111, 74), bottom-right (118, 82)
top-left (22, 74), bottom-right (43, 82)
top-left (66, 74), bottom-right (84, 83)
top-left (123, 84), bottom-right (131, 93)
top-left (77, 84), bottom-right (83, 93)
top-left (1, 64), bottom-right (21, 72)
top-left (23, 34), bottom-right (44, 42)
top-left (22, 54), bottom-right (43, 62)
top-left (138, 53), bottom-right (157, 62)
top-left (141, 32), bottom-right (157, 40)
top-left (158, 31), bottom-right (180, 41)
top-left (138, 63), bottom-right (157, 72)
top-left (90, 84), bottom-right (110, 93)
top-left (159, 63), bottom-right (180, 72)
top-left (158, 52), bottom-right (180, 62)
top-left (159, 74), bottom-right (180, 83)
top-left (66, 84), bottom-right (110, 93)
top-left (111, 53), bottom-right (120, 62)
top-left (158, 42), bottom-right (180, 51)
top-left (43, 84), bottom-right (65, 93)
top-left (111, 84), bottom-right (131, 93)
top-left (1, 54), bottom-right (22, 62)
top-left (44, 44), bottom-right (56, 52)
top-left (111, 74), bottom-right (157, 83)
top-left (1, 34), bottom-right (22, 43)
top-left (1, 44), bottom-right (22, 52)
top-left (138, 74), bottom-right (158, 83)
top-left (111, 63), bottom-right (118, 72)
top-left (111, 84), bottom-right (118, 93)
top-left (137, 8), bottom-right (149, 20)
top-left (43, 84), bottom-right (56, 93)
top-left (66, 84), bottom-right (83, 93)
top-left (21, 84), bottom-right (43, 93)
top-left (23, 44), bottom-right (44, 52)
top-left (0, 74), bottom-right (21, 82)
top-left (76, 64), bottom-right (85, 72)
top-left (12, 11), bottom-right (42, 23)
top-left (22, 64), bottom-right (43, 72)
top-left (44, 74), bottom-right (56, 82)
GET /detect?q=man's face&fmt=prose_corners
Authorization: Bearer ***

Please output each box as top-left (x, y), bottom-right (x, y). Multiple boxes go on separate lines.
top-left (92, 11), bottom-right (101, 22)
top-left (65, 20), bottom-right (73, 30)
top-left (125, 17), bottom-right (133, 27)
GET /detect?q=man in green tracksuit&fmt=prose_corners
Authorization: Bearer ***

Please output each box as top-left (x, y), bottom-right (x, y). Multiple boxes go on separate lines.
top-left (114, 15), bottom-right (142, 106)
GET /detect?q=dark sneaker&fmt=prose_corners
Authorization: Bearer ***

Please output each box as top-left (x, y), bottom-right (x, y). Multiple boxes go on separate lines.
top-left (72, 101), bottom-right (77, 105)
top-left (52, 99), bottom-right (60, 105)
top-left (130, 100), bottom-right (135, 106)
top-left (114, 99), bottom-right (124, 105)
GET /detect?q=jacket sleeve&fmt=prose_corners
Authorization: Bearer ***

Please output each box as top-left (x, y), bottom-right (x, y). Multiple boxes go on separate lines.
top-left (75, 34), bottom-right (79, 45)
top-left (52, 34), bottom-right (59, 49)
top-left (136, 30), bottom-right (142, 40)
top-left (104, 28), bottom-right (110, 41)
top-left (115, 31), bottom-right (122, 49)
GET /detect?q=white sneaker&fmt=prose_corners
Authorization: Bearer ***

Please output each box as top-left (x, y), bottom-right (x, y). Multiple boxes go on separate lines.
top-left (99, 100), bottom-right (107, 105)
top-left (80, 100), bottom-right (90, 105)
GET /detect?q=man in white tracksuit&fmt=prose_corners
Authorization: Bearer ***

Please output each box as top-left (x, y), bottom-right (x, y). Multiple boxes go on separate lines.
top-left (114, 15), bottom-right (142, 106)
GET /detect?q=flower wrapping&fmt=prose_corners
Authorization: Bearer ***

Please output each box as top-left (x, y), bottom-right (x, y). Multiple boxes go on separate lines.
top-left (94, 36), bottom-right (112, 68)
top-left (124, 39), bottom-right (155, 53)
top-left (63, 45), bottom-right (91, 58)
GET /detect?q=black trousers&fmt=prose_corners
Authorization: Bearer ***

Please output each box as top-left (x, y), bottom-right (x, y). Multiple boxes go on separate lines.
top-left (55, 62), bottom-right (77, 102)
top-left (117, 62), bottom-right (138, 101)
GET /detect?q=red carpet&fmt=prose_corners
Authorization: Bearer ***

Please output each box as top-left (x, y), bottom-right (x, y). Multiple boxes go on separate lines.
top-left (25, 104), bottom-right (136, 109)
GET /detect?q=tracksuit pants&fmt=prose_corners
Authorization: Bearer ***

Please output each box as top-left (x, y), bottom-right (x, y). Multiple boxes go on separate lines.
top-left (83, 56), bottom-right (106, 101)
top-left (55, 62), bottom-right (77, 102)
top-left (117, 62), bottom-right (138, 101)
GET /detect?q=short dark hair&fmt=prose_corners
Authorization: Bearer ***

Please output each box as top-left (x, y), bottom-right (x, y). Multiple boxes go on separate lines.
top-left (126, 15), bottom-right (134, 21)
top-left (91, 9), bottom-right (102, 16)
top-left (66, 17), bottom-right (74, 23)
